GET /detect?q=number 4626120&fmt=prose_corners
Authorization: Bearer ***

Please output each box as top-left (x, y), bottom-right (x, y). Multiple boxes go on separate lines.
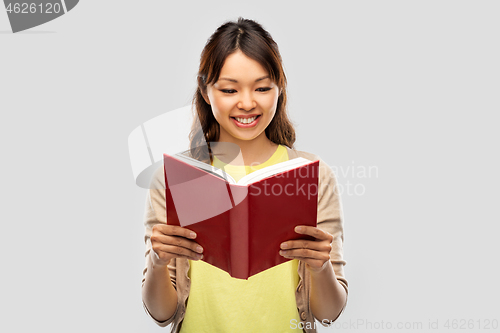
top-left (443, 319), bottom-right (498, 330)
top-left (6, 3), bottom-right (62, 14)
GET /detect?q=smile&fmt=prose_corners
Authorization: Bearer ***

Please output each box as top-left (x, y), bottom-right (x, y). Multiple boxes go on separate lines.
top-left (231, 115), bottom-right (261, 128)
top-left (235, 116), bottom-right (257, 124)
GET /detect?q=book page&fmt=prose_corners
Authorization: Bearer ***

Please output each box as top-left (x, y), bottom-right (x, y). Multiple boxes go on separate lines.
top-left (237, 157), bottom-right (312, 185)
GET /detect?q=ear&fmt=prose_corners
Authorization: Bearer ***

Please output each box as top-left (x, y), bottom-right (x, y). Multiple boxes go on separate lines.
top-left (198, 76), bottom-right (211, 105)
top-left (201, 89), bottom-right (211, 105)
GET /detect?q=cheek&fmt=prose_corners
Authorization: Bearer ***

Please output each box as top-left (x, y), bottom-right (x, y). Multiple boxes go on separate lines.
top-left (210, 96), bottom-right (233, 117)
top-left (210, 105), bottom-right (224, 125)
top-left (260, 93), bottom-right (279, 114)
top-left (207, 88), bottom-right (230, 116)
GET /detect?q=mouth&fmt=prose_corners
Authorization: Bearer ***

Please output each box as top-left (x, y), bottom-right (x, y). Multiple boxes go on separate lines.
top-left (230, 115), bottom-right (261, 128)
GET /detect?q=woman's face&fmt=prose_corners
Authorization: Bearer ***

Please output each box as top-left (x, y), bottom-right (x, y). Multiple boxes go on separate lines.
top-left (204, 50), bottom-right (280, 144)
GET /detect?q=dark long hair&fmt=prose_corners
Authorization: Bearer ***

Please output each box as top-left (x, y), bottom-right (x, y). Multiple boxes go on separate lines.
top-left (188, 17), bottom-right (295, 163)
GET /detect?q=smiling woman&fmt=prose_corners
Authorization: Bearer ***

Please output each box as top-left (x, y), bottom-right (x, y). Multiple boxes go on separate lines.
top-left (141, 17), bottom-right (348, 333)
top-left (189, 18), bottom-right (294, 167)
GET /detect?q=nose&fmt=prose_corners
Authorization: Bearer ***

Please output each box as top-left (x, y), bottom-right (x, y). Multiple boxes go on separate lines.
top-left (237, 91), bottom-right (256, 111)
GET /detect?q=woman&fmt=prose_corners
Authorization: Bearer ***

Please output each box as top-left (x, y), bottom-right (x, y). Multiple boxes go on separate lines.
top-left (142, 17), bottom-right (348, 333)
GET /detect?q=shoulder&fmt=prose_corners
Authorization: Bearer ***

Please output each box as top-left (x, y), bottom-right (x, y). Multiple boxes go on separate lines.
top-left (150, 164), bottom-right (166, 190)
top-left (286, 146), bottom-right (320, 161)
top-left (285, 147), bottom-right (335, 179)
top-left (286, 147), bottom-right (331, 170)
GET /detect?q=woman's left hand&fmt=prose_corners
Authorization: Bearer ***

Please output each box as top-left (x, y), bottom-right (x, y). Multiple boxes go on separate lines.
top-left (279, 225), bottom-right (333, 273)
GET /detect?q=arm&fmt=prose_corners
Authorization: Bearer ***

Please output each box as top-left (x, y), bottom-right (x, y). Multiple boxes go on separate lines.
top-left (141, 167), bottom-right (179, 326)
top-left (142, 254), bottom-right (178, 324)
top-left (280, 158), bottom-right (348, 324)
top-left (281, 227), bottom-right (347, 322)
top-left (308, 241), bottom-right (348, 323)
top-left (141, 166), bottom-right (203, 326)
top-left (310, 159), bottom-right (348, 323)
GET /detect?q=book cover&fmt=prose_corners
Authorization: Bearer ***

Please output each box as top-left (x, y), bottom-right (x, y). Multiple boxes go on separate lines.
top-left (163, 153), bottom-right (319, 279)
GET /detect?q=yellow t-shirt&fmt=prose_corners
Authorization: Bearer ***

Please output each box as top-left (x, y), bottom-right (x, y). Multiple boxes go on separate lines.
top-left (180, 144), bottom-right (302, 333)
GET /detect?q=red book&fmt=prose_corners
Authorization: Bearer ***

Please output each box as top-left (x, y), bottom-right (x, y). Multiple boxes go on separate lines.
top-left (163, 152), bottom-right (319, 279)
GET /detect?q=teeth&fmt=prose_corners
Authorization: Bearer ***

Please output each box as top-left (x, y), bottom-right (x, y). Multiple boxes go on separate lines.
top-left (235, 116), bottom-right (257, 124)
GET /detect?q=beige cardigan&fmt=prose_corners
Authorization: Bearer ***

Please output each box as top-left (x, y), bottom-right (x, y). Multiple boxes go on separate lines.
top-left (141, 147), bottom-right (348, 332)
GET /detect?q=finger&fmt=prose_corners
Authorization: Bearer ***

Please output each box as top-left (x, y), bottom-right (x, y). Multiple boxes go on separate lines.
top-left (279, 248), bottom-right (330, 262)
top-left (155, 243), bottom-right (204, 261)
top-left (281, 239), bottom-right (332, 253)
top-left (294, 226), bottom-right (333, 242)
top-left (151, 234), bottom-right (203, 254)
top-left (153, 224), bottom-right (197, 239)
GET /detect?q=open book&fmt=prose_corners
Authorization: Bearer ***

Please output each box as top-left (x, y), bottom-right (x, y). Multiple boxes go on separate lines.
top-left (164, 152), bottom-right (319, 279)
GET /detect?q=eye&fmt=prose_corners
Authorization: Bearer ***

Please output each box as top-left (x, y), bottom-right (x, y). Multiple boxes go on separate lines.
top-left (256, 87), bottom-right (272, 92)
top-left (220, 89), bottom-right (237, 94)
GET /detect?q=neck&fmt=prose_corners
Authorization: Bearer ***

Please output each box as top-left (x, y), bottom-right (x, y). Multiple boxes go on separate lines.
top-left (212, 134), bottom-right (278, 166)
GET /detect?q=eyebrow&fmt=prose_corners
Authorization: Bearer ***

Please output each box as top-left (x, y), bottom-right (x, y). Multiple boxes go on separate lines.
top-left (218, 75), bottom-right (270, 83)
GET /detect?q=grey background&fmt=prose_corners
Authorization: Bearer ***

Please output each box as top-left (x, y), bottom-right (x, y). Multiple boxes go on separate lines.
top-left (1, 1), bottom-right (498, 332)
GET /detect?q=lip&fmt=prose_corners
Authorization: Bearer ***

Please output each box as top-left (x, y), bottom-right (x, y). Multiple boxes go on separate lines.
top-left (231, 114), bottom-right (260, 119)
top-left (231, 115), bottom-right (261, 128)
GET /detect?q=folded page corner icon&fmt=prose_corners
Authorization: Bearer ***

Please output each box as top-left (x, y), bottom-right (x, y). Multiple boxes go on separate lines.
top-left (4, 1), bottom-right (80, 33)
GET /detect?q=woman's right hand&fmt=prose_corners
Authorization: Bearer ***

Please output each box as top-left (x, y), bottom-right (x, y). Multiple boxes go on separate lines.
top-left (150, 224), bottom-right (204, 267)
